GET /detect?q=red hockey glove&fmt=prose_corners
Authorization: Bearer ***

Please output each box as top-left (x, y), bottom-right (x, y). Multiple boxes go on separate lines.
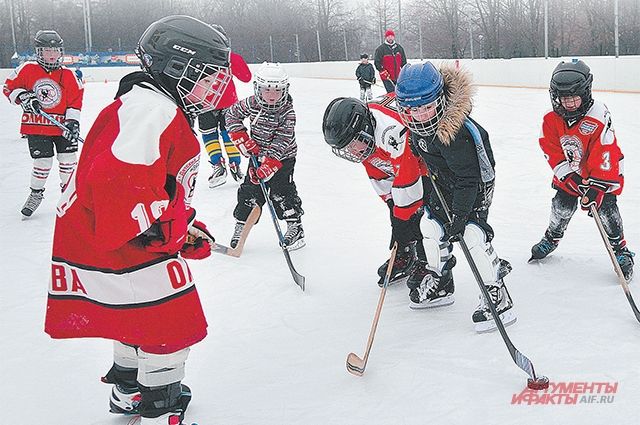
top-left (230, 130), bottom-right (260, 157)
top-left (144, 185), bottom-right (190, 255)
top-left (17, 90), bottom-right (41, 114)
top-left (562, 172), bottom-right (586, 197)
top-left (249, 157), bottom-right (282, 184)
top-left (580, 179), bottom-right (609, 214)
top-left (379, 69), bottom-right (390, 81)
top-left (181, 220), bottom-right (214, 260)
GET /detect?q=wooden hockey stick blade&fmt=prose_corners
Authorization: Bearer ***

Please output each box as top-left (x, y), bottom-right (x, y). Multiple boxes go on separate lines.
top-left (591, 205), bottom-right (640, 323)
top-left (225, 205), bottom-right (261, 258)
top-left (346, 352), bottom-right (366, 377)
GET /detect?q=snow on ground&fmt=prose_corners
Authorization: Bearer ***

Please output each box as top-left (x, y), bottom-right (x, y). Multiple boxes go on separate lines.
top-left (1, 75), bottom-right (639, 425)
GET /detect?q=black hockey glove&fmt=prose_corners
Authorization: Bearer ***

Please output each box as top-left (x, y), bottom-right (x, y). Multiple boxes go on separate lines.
top-left (17, 90), bottom-right (41, 114)
top-left (579, 178), bottom-right (609, 214)
top-left (445, 214), bottom-right (467, 242)
top-left (62, 119), bottom-right (80, 145)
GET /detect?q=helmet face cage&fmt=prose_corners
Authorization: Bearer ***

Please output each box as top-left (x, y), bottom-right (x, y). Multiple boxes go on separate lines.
top-left (36, 46), bottom-right (64, 71)
top-left (254, 79), bottom-right (289, 110)
top-left (549, 76), bottom-right (593, 123)
top-left (398, 95), bottom-right (446, 137)
top-left (175, 58), bottom-right (232, 116)
top-left (332, 131), bottom-right (376, 163)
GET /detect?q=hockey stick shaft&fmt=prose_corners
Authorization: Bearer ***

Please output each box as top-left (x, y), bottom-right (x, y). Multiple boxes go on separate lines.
top-left (590, 205), bottom-right (640, 322)
top-left (250, 154), bottom-right (305, 290)
top-left (346, 242), bottom-right (398, 376)
top-left (428, 174), bottom-right (541, 381)
top-left (39, 110), bottom-right (84, 144)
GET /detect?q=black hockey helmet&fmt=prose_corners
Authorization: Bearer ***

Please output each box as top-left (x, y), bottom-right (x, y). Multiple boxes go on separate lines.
top-left (550, 59), bottom-right (594, 124)
top-left (360, 53), bottom-right (369, 59)
top-left (322, 97), bottom-right (376, 163)
top-left (136, 15), bottom-right (232, 116)
top-left (34, 30), bottom-right (64, 71)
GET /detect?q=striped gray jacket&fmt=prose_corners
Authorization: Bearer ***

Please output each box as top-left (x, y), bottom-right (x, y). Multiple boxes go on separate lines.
top-left (224, 95), bottom-right (297, 161)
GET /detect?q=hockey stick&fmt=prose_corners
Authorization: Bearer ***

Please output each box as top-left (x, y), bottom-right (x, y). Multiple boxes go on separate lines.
top-left (346, 242), bottom-right (398, 376)
top-left (39, 110), bottom-right (84, 144)
top-left (249, 154), bottom-right (305, 291)
top-left (189, 205), bottom-right (261, 257)
top-left (428, 174), bottom-right (549, 389)
top-left (590, 205), bottom-right (640, 323)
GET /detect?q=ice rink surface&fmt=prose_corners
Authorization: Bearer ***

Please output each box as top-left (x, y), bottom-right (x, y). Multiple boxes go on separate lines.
top-left (1, 74), bottom-right (639, 424)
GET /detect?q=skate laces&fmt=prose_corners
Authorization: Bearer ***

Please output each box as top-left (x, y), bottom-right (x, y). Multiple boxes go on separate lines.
top-left (232, 222), bottom-right (245, 239)
top-left (24, 190), bottom-right (44, 210)
top-left (536, 238), bottom-right (557, 255)
top-left (616, 249), bottom-right (635, 266)
top-left (284, 221), bottom-right (301, 240)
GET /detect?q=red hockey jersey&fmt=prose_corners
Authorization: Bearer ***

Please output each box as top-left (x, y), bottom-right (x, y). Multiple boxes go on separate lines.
top-left (365, 94), bottom-right (427, 220)
top-left (3, 62), bottom-right (84, 136)
top-left (539, 100), bottom-right (624, 195)
top-left (44, 82), bottom-right (207, 353)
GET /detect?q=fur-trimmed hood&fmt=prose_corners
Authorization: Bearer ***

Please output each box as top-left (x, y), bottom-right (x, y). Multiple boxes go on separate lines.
top-left (435, 63), bottom-right (476, 145)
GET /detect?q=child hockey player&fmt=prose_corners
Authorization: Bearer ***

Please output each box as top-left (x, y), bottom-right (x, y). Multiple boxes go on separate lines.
top-left (395, 61), bottom-right (515, 332)
top-left (44, 16), bottom-right (231, 424)
top-left (198, 24), bottom-right (252, 188)
top-left (226, 62), bottom-right (305, 250)
top-left (3, 29), bottom-right (83, 218)
top-left (322, 95), bottom-right (432, 303)
top-left (530, 59), bottom-right (634, 281)
top-left (355, 53), bottom-right (375, 102)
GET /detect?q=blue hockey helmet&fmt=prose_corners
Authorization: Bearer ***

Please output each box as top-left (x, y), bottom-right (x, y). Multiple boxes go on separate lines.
top-left (395, 62), bottom-right (446, 136)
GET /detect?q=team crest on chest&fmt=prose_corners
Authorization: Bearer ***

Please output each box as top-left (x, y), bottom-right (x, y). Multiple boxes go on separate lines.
top-left (579, 120), bottom-right (598, 135)
top-left (177, 154), bottom-right (200, 204)
top-left (560, 135), bottom-right (583, 171)
top-left (33, 78), bottom-right (62, 109)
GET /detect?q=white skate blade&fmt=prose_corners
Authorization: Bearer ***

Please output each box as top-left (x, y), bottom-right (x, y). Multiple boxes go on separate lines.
top-left (208, 177), bottom-right (227, 188)
top-left (409, 294), bottom-right (454, 310)
top-left (474, 310), bottom-right (517, 333)
top-left (378, 275), bottom-right (409, 288)
top-left (285, 238), bottom-right (306, 251)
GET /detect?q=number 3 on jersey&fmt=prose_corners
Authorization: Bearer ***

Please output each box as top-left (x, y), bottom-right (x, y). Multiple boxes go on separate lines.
top-left (601, 151), bottom-right (611, 171)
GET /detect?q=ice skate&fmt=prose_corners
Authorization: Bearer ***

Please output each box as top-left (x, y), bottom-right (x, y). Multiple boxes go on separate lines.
top-left (472, 280), bottom-right (516, 333)
top-left (208, 159), bottom-right (227, 188)
top-left (21, 188), bottom-right (44, 218)
top-left (229, 161), bottom-right (244, 182)
top-left (283, 219), bottom-right (305, 250)
top-left (230, 221), bottom-right (245, 248)
top-left (407, 258), bottom-right (455, 309)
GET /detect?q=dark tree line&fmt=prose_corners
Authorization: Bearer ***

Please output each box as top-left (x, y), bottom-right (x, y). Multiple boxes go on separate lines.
top-left (1, 0), bottom-right (638, 67)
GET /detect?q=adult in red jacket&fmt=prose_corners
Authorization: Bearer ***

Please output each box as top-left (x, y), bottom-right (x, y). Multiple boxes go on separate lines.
top-left (3, 30), bottom-right (84, 218)
top-left (44, 16), bottom-right (232, 425)
top-left (374, 29), bottom-right (407, 93)
top-left (530, 60), bottom-right (634, 282)
top-left (198, 24), bottom-right (252, 188)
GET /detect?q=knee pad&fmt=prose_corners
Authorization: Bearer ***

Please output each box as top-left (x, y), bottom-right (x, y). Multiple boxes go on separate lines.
top-left (33, 156), bottom-right (54, 170)
top-left (552, 192), bottom-right (578, 219)
top-left (420, 212), bottom-right (451, 274)
top-left (57, 152), bottom-right (77, 164)
top-left (463, 223), bottom-right (499, 283)
top-left (137, 348), bottom-right (190, 388)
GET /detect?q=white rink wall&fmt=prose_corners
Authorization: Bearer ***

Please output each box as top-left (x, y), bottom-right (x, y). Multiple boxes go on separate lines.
top-left (1, 55), bottom-right (639, 92)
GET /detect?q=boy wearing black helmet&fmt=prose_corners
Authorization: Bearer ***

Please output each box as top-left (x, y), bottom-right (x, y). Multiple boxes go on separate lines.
top-left (322, 94), bottom-right (428, 296)
top-left (44, 16), bottom-right (232, 425)
top-left (3, 29), bottom-right (84, 218)
top-left (531, 59), bottom-right (634, 282)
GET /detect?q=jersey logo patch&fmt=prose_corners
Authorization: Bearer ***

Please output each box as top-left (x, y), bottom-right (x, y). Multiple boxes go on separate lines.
top-left (579, 120), bottom-right (598, 135)
top-left (560, 135), bottom-right (584, 172)
top-left (34, 77), bottom-right (62, 109)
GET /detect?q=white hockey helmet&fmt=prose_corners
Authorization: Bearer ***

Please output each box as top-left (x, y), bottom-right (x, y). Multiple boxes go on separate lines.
top-left (254, 62), bottom-right (289, 110)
